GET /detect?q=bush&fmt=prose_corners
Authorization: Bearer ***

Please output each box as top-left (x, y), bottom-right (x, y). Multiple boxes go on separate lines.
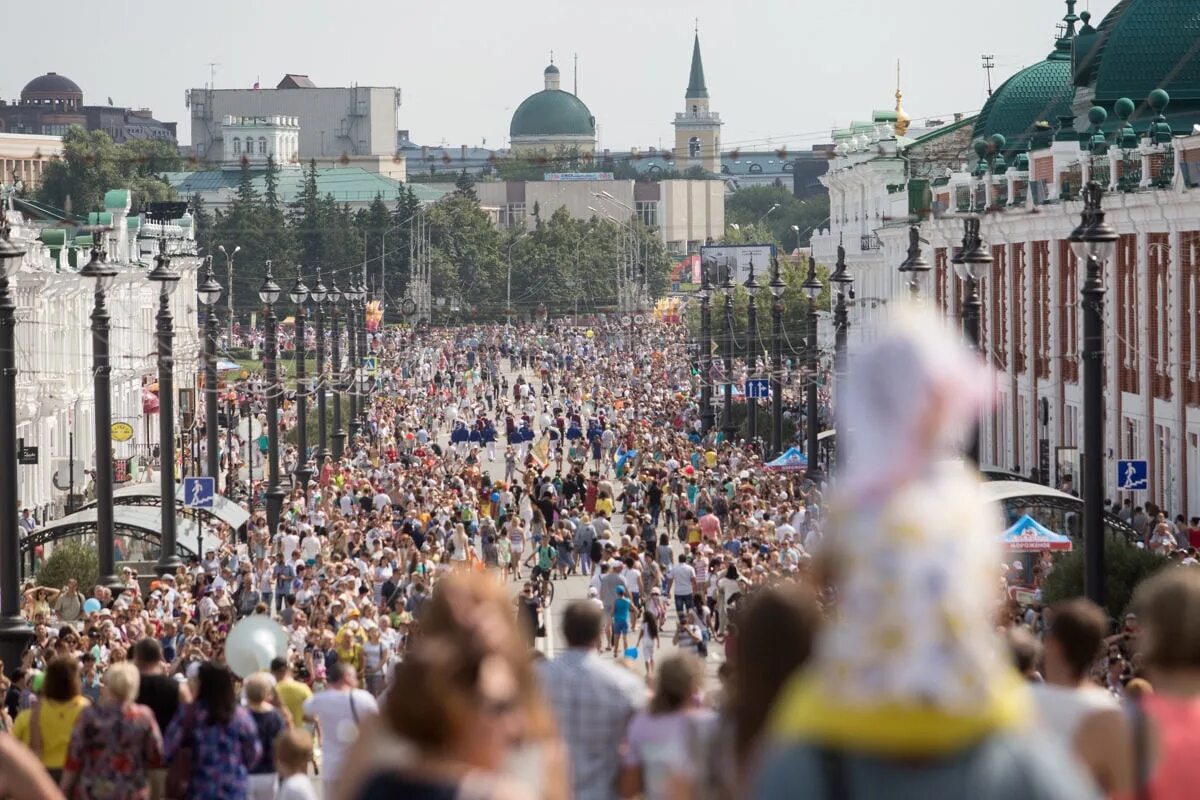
top-left (37, 541), bottom-right (100, 594)
top-left (226, 347), bottom-right (254, 360)
top-left (1041, 539), bottom-right (1169, 619)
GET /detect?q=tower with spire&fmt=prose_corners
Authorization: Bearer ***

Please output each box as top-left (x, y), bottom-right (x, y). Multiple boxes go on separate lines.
top-left (673, 28), bottom-right (722, 173)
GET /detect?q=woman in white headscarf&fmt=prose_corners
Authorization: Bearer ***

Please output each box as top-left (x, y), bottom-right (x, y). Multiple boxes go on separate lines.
top-left (752, 306), bottom-right (1093, 799)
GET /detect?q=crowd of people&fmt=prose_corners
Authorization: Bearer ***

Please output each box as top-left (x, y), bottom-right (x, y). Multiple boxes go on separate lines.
top-left (0, 307), bottom-right (1198, 799)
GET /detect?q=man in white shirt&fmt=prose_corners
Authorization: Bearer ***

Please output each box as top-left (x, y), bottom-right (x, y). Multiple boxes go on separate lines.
top-left (668, 555), bottom-right (697, 619)
top-left (303, 661), bottom-right (379, 799)
top-left (1032, 598), bottom-right (1122, 794)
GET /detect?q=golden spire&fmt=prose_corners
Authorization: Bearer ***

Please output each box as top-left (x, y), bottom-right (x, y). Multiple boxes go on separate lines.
top-left (895, 59), bottom-right (911, 136)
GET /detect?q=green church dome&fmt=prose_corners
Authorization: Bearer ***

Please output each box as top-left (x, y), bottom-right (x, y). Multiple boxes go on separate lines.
top-left (1085, 0), bottom-right (1200, 103)
top-left (973, 58), bottom-right (1075, 152)
top-left (509, 89), bottom-right (596, 138)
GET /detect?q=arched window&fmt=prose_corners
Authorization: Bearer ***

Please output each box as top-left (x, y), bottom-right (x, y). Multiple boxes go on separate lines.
top-left (647, 164), bottom-right (663, 175)
top-left (688, 136), bottom-right (701, 158)
top-left (232, 138), bottom-right (241, 154)
top-left (692, 104), bottom-right (698, 114)
top-left (748, 162), bottom-right (763, 174)
top-left (782, 161), bottom-right (795, 173)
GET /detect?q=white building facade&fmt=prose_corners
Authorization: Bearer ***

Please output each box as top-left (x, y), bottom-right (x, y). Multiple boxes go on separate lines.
top-left (7, 190), bottom-right (200, 520)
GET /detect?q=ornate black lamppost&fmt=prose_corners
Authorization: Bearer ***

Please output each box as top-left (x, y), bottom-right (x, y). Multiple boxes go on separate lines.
top-left (744, 259), bottom-right (761, 448)
top-left (345, 279), bottom-right (360, 442)
top-left (80, 242), bottom-right (123, 591)
top-left (150, 239), bottom-right (183, 576)
top-left (898, 224), bottom-right (930, 299)
top-left (829, 236), bottom-right (853, 406)
top-left (720, 265), bottom-right (736, 442)
top-left (698, 261), bottom-right (715, 435)
top-left (197, 257), bottom-right (222, 482)
top-left (952, 217), bottom-right (990, 466)
top-left (1070, 181), bottom-right (1118, 607)
top-left (768, 257), bottom-right (785, 458)
top-left (329, 278), bottom-right (345, 460)
top-left (801, 256), bottom-right (824, 481)
top-left (0, 210), bottom-right (32, 671)
top-left (289, 274), bottom-right (312, 488)
top-left (311, 270), bottom-right (329, 460)
top-left (259, 263), bottom-right (285, 537)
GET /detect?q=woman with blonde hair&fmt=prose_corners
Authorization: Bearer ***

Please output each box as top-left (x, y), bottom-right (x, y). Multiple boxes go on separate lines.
top-left (60, 662), bottom-right (162, 799)
top-left (338, 572), bottom-right (567, 800)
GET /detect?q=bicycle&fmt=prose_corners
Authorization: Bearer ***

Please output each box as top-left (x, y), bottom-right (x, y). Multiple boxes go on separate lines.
top-left (530, 568), bottom-right (556, 608)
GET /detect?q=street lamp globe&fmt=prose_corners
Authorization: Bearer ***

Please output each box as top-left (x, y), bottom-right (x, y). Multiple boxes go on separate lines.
top-left (802, 257), bottom-right (823, 300)
top-left (80, 245), bottom-right (118, 291)
top-left (258, 262), bottom-right (282, 306)
top-left (769, 259), bottom-right (786, 299)
top-left (196, 257), bottom-right (223, 307)
top-left (0, 218), bottom-right (25, 278)
top-left (288, 274), bottom-right (310, 306)
top-left (147, 241), bottom-right (181, 293)
top-left (326, 277), bottom-right (342, 307)
top-left (310, 270), bottom-right (328, 304)
top-left (744, 258), bottom-right (761, 296)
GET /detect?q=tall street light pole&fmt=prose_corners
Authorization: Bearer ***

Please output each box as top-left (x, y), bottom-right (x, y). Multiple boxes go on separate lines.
top-left (345, 279), bottom-right (361, 442)
top-left (953, 217), bottom-right (990, 467)
top-left (1070, 180), bottom-right (1118, 608)
top-left (311, 270), bottom-right (329, 461)
top-left (768, 257), bottom-right (785, 458)
top-left (0, 210), bottom-right (32, 672)
top-left (506, 231), bottom-right (528, 328)
top-left (218, 244), bottom-right (239, 350)
top-left (720, 264), bottom-right (737, 443)
top-left (197, 257), bottom-right (223, 482)
top-left (698, 261), bottom-right (715, 436)
top-left (829, 237), bottom-right (853, 455)
top-left (744, 258), bottom-right (761, 448)
top-left (149, 238), bottom-right (183, 576)
top-left (80, 241), bottom-right (123, 592)
top-left (289, 273), bottom-right (312, 489)
top-left (329, 278), bottom-right (345, 460)
top-left (259, 262), bottom-right (285, 538)
top-left (802, 256), bottom-right (824, 482)
top-left (898, 224), bottom-right (930, 299)
top-left (357, 281), bottom-right (370, 433)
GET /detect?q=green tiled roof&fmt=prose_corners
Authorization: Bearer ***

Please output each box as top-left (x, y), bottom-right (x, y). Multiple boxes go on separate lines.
top-left (1088, 0), bottom-right (1200, 102)
top-left (973, 58), bottom-right (1074, 152)
top-left (687, 34), bottom-right (709, 99)
top-left (162, 167), bottom-right (447, 206)
top-left (509, 90), bottom-right (595, 138)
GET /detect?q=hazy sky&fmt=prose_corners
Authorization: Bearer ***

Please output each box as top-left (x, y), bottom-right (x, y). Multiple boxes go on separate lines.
top-left (1, 0), bottom-right (1119, 155)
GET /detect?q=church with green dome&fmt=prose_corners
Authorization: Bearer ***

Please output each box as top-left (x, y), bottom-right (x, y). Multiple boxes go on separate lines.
top-left (509, 62), bottom-right (597, 155)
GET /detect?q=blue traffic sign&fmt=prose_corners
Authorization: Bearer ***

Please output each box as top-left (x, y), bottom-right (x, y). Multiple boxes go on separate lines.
top-left (183, 476), bottom-right (216, 509)
top-left (1116, 459), bottom-right (1148, 491)
top-left (744, 378), bottom-right (770, 399)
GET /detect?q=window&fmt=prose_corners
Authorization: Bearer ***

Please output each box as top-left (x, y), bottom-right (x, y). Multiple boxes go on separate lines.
top-left (635, 201), bottom-right (658, 229)
top-left (782, 161), bottom-right (795, 173)
top-left (692, 104), bottom-right (698, 114)
top-left (689, 136), bottom-right (701, 158)
top-left (233, 138), bottom-right (241, 154)
top-left (259, 137), bottom-right (267, 155)
top-left (748, 162), bottom-right (763, 174)
top-left (502, 203), bottom-right (526, 229)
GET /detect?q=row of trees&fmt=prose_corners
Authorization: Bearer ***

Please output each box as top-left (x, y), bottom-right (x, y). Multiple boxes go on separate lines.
top-left (194, 163), bottom-right (670, 320)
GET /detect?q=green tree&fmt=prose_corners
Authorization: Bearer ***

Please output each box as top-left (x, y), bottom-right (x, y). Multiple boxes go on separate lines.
top-left (290, 160), bottom-right (324, 269)
top-left (423, 194), bottom-right (505, 317)
top-left (1042, 543), bottom-right (1169, 619)
top-left (726, 185), bottom-right (830, 250)
top-left (355, 193), bottom-right (393, 298)
top-left (453, 170), bottom-right (478, 201)
top-left (37, 541), bottom-right (99, 592)
top-left (36, 126), bottom-right (180, 213)
top-left (37, 127), bottom-right (123, 213)
top-left (215, 161), bottom-right (267, 310)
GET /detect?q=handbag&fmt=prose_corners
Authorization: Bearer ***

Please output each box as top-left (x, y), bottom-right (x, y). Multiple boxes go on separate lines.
top-left (165, 704), bottom-right (198, 800)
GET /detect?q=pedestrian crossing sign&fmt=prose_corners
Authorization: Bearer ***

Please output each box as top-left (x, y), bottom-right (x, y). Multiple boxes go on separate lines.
top-left (363, 356), bottom-right (378, 376)
top-left (183, 476), bottom-right (215, 509)
top-left (1116, 459), bottom-right (1148, 491)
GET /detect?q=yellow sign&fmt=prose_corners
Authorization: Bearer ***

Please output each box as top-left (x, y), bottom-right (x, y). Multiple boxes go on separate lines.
top-left (111, 422), bottom-right (134, 442)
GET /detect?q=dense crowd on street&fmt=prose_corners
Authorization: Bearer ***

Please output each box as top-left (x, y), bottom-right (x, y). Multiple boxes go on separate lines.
top-left (1, 305), bottom-right (1200, 800)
